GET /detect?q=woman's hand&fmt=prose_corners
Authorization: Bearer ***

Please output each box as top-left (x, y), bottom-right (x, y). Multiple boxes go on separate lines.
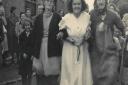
top-left (84, 26), bottom-right (91, 40)
top-left (57, 32), bottom-right (64, 40)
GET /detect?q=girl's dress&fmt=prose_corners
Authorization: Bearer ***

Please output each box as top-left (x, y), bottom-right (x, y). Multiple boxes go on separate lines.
top-left (59, 12), bottom-right (93, 85)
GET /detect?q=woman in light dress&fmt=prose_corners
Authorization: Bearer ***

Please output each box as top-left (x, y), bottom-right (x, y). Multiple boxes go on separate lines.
top-left (57, 0), bottom-right (93, 85)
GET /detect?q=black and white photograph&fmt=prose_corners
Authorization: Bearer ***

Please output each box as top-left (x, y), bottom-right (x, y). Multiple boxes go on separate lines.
top-left (0, 0), bottom-right (128, 85)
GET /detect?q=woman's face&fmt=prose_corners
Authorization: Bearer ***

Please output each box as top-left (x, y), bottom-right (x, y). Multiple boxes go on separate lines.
top-left (44, 0), bottom-right (54, 12)
top-left (26, 10), bottom-right (31, 17)
top-left (20, 14), bottom-right (26, 21)
top-left (96, 0), bottom-right (106, 10)
top-left (72, 0), bottom-right (82, 15)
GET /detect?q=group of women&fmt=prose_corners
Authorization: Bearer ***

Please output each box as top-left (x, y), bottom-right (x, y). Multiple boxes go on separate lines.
top-left (29, 0), bottom-right (93, 85)
top-left (18, 0), bottom-right (126, 85)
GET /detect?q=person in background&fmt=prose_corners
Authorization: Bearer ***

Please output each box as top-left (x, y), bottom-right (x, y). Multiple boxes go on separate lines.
top-left (108, 2), bottom-right (120, 17)
top-left (25, 8), bottom-right (33, 26)
top-left (0, 4), bottom-right (7, 66)
top-left (89, 0), bottom-right (125, 85)
top-left (15, 12), bottom-right (27, 62)
top-left (37, 5), bottom-right (44, 16)
top-left (31, 0), bottom-right (62, 85)
top-left (0, 5), bottom-right (5, 45)
top-left (7, 6), bottom-right (19, 63)
top-left (15, 12), bottom-right (26, 38)
top-left (33, 5), bottom-right (44, 23)
top-left (57, 0), bottom-right (93, 85)
top-left (58, 9), bottom-right (64, 17)
top-left (19, 20), bottom-right (33, 85)
top-left (122, 13), bottom-right (128, 85)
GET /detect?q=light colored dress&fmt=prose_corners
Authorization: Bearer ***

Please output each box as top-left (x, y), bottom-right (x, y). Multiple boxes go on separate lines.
top-left (59, 12), bottom-right (93, 85)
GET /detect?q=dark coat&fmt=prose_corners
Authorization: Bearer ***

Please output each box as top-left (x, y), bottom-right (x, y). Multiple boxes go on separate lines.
top-left (89, 10), bottom-right (125, 85)
top-left (0, 19), bottom-right (5, 43)
top-left (19, 30), bottom-right (32, 75)
top-left (7, 15), bottom-right (19, 53)
top-left (31, 12), bottom-right (62, 59)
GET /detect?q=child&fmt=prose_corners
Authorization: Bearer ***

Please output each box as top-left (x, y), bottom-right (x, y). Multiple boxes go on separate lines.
top-left (19, 20), bottom-right (33, 85)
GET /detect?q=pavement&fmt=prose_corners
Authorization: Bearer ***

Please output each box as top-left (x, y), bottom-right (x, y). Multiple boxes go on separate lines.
top-left (0, 64), bottom-right (128, 85)
top-left (0, 64), bottom-right (37, 85)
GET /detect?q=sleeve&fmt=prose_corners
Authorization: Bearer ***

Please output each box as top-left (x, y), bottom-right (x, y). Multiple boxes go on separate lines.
top-left (59, 14), bottom-right (69, 39)
top-left (30, 16), bottom-right (39, 58)
top-left (114, 13), bottom-right (125, 36)
top-left (15, 22), bottom-right (20, 37)
top-left (19, 33), bottom-right (24, 54)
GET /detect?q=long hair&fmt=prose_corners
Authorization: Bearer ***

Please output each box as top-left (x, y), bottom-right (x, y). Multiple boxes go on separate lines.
top-left (68, 0), bottom-right (88, 13)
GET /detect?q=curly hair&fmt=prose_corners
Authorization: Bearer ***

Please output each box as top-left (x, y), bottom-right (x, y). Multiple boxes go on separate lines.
top-left (68, 0), bottom-right (88, 13)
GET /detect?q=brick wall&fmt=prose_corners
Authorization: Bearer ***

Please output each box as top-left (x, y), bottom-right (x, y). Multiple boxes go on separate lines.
top-left (3, 0), bottom-right (25, 17)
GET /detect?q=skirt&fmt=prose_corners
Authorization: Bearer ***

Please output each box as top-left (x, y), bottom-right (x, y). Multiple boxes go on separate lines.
top-left (34, 37), bottom-right (61, 76)
top-left (60, 41), bottom-right (93, 85)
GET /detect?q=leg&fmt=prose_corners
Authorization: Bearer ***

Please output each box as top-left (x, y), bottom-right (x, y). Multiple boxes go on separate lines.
top-left (47, 75), bottom-right (59, 85)
top-left (36, 74), bottom-right (59, 85)
top-left (22, 74), bottom-right (27, 85)
top-left (95, 56), bottom-right (119, 85)
top-left (27, 73), bottom-right (32, 85)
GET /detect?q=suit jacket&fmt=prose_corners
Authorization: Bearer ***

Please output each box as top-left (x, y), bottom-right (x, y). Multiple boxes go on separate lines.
top-left (31, 12), bottom-right (62, 59)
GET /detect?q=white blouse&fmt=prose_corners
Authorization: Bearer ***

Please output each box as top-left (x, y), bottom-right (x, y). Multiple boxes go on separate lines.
top-left (59, 11), bottom-right (90, 45)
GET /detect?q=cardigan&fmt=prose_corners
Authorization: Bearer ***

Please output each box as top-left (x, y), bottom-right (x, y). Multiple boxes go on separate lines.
top-left (31, 12), bottom-right (62, 58)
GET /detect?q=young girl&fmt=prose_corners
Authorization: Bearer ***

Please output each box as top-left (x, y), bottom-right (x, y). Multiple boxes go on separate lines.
top-left (19, 20), bottom-right (33, 85)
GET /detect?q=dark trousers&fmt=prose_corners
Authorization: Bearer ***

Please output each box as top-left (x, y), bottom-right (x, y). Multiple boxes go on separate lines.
top-left (22, 74), bottom-right (32, 85)
top-left (36, 75), bottom-right (59, 85)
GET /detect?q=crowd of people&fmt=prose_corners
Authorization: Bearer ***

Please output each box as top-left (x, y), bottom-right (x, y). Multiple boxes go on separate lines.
top-left (0, 0), bottom-right (128, 85)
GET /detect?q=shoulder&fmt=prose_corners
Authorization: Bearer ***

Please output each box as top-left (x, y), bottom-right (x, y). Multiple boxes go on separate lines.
top-left (90, 9), bottom-right (98, 21)
top-left (107, 10), bottom-right (121, 23)
top-left (81, 11), bottom-right (90, 18)
top-left (35, 13), bottom-right (43, 20)
top-left (63, 13), bottom-right (73, 18)
top-left (53, 12), bottom-right (61, 20)
top-left (90, 9), bottom-right (96, 16)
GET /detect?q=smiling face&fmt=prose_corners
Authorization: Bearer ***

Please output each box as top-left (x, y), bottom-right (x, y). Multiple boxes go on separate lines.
top-left (26, 9), bottom-right (31, 17)
top-left (72, 0), bottom-right (82, 15)
top-left (44, 0), bottom-right (54, 12)
top-left (20, 13), bottom-right (26, 21)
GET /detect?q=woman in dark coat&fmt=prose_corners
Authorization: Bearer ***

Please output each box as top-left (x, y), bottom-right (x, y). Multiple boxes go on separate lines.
top-left (31, 0), bottom-right (62, 85)
top-left (7, 7), bottom-right (19, 60)
top-left (19, 20), bottom-right (33, 85)
top-left (89, 0), bottom-right (125, 85)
